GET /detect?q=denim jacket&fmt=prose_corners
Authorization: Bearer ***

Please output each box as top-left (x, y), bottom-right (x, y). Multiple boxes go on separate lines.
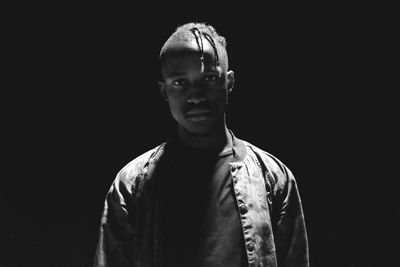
top-left (94, 134), bottom-right (309, 267)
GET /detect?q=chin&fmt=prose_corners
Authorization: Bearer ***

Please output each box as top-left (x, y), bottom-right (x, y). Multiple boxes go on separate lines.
top-left (181, 123), bottom-right (215, 137)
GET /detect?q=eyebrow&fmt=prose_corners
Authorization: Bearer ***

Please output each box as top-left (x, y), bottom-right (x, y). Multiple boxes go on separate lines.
top-left (165, 71), bottom-right (187, 77)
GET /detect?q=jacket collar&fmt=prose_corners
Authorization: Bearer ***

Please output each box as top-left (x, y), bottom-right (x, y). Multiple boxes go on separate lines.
top-left (229, 129), bottom-right (247, 163)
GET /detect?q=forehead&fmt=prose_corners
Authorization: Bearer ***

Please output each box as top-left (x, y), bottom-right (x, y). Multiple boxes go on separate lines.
top-left (161, 38), bottom-right (221, 76)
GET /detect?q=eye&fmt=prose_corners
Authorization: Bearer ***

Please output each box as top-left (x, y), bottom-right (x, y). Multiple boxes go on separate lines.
top-left (172, 79), bottom-right (186, 87)
top-left (204, 74), bottom-right (219, 82)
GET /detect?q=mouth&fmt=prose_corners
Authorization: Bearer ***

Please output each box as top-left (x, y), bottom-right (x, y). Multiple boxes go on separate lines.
top-left (186, 108), bottom-right (212, 121)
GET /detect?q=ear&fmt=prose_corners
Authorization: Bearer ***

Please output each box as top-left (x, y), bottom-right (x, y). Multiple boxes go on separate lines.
top-left (158, 81), bottom-right (168, 102)
top-left (227, 70), bottom-right (235, 94)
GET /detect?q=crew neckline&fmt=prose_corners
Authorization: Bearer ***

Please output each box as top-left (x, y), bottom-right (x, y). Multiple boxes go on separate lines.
top-left (164, 129), bottom-right (247, 162)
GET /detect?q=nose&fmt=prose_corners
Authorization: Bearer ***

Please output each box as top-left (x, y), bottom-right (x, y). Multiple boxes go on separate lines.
top-left (187, 95), bottom-right (207, 104)
top-left (186, 82), bottom-right (207, 104)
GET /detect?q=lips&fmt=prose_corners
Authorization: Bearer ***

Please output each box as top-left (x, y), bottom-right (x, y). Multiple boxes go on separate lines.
top-left (186, 108), bottom-right (212, 121)
top-left (186, 108), bottom-right (212, 116)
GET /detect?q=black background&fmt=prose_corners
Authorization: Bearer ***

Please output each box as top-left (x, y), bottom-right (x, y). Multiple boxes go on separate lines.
top-left (1, 2), bottom-right (396, 267)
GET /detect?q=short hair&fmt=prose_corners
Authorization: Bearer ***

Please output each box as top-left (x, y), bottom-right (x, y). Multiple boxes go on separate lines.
top-left (159, 22), bottom-right (229, 70)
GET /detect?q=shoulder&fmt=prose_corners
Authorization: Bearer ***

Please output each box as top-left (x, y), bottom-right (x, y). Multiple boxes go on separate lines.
top-left (114, 143), bottom-right (166, 189)
top-left (242, 139), bottom-right (295, 191)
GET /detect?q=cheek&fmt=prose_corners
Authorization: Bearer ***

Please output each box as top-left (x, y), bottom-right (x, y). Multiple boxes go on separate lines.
top-left (167, 94), bottom-right (185, 114)
top-left (211, 87), bottom-right (229, 104)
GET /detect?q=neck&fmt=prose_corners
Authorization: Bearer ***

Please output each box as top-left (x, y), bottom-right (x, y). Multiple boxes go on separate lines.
top-left (177, 124), bottom-right (232, 151)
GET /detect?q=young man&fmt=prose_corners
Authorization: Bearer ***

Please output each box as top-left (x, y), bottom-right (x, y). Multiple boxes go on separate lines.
top-left (94, 22), bottom-right (309, 267)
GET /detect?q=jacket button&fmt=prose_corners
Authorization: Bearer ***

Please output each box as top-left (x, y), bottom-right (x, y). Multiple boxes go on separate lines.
top-left (247, 242), bottom-right (255, 251)
top-left (239, 204), bottom-right (247, 214)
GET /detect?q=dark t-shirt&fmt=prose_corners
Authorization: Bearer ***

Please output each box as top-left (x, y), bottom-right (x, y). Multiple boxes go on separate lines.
top-left (160, 137), bottom-right (248, 267)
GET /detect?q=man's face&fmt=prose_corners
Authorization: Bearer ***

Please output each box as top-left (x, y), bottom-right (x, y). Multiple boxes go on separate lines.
top-left (159, 38), bottom-right (234, 136)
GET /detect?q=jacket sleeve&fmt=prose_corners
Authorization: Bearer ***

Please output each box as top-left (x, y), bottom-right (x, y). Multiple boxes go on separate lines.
top-left (93, 173), bottom-right (136, 267)
top-left (272, 165), bottom-right (309, 267)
